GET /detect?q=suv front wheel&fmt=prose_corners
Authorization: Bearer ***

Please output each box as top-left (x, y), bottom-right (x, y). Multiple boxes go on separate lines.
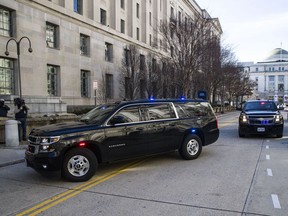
top-left (179, 134), bottom-right (202, 160)
top-left (62, 148), bottom-right (98, 182)
top-left (238, 128), bottom-right (245, 137)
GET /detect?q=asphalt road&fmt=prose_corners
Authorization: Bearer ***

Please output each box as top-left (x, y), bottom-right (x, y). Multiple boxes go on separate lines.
top-left (0, 111), bottom-right (288, 216)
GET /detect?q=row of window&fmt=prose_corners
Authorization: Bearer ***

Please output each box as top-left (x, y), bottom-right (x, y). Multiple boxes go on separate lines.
top-left (254, 75), bottom-right (287, 92)
top-left (0, 4), bottom-right (138, 49)
top-left (75, 2), bottom-right (158, 43)
top-left (255, 66), bottom-right (287, 72)
top-left (73, 0), bottom-right (158, 19)
top-left (74, 0), bottom-right (126, 15)
top-left (0, 57), bottom-right (114, 98)
top-left (46, 22), bottom-right (113, 61)
top-left (1, 3), bottom-right (166, 58)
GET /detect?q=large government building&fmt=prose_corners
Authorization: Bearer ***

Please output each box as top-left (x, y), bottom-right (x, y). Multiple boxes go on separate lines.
top-left (0, 0), bottom-right (221, 114)
top-left (245, 48), bottom-right (288, 104)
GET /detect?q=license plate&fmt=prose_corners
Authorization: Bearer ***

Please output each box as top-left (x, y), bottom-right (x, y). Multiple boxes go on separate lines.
top-left (257, 127), bottom-right (265, 132)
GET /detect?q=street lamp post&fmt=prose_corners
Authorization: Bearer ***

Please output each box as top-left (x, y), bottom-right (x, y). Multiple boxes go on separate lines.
top-left (5, 36), bottom-right (33, 98)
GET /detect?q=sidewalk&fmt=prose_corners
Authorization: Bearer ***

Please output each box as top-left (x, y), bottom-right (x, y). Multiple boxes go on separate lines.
top-left (0, 141), bottom-right (27, 167)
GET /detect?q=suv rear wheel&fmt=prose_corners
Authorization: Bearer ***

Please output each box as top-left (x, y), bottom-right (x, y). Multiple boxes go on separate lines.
top-left (179, 134), bottom-right (202, 160)
top-left (62, 148), bottom-right (98, 182)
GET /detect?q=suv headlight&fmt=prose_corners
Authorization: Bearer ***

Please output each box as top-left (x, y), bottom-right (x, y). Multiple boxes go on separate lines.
top-left (39, 136), bottom-right (61, 144)
top-left (39, 136), bottom-right (60, 153)
top-left (274, 114), bottom-right (283, 123)
top-left (240, 114), bottom-right (248, 123)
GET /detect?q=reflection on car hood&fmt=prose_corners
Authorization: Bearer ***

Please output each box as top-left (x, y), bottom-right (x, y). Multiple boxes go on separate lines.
top-left (243, 110), bottom-right (279, 115)
top-left (29, 121), bottom-right (101, 136)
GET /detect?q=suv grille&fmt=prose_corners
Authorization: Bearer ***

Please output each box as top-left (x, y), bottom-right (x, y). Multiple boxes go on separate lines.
top-left (248, 115), bottom-right (274, 125)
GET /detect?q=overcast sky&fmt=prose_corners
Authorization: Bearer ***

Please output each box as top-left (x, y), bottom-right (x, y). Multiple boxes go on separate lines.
top-left (196, 0), bottom-right (288, 63)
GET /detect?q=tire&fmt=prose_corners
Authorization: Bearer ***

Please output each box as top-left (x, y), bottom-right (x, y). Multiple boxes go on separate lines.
top-left (179, 134), bottom-right (202, 160)
top-left (238, 129), bottom-right (245, 138)
top-left (276, 133), bottom-right (283, 138)
top-left (62, 148), bottom-right (98, 182)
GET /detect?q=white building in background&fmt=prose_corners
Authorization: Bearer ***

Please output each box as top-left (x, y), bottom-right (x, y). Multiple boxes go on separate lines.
top-left (0, 0), bottom-right (221, 114)
top-left (247, 48), bottom-right (288, 104)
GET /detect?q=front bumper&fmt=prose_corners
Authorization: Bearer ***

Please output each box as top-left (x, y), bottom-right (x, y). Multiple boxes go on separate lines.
top-left (25, 150), bottom-right (62, 171)
top-left (239, 124), bottom-right (283, 136)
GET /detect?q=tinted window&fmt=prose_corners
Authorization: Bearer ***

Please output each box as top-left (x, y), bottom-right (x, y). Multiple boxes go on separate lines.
top-left (109, 106), bottom-right (141, 124)
top-left (80, 104), bottom-right (117, 124)
top-left (142, 103), bottom-right (176, 120)
top-left (175, 102), bottom-right (213, 118)
top-left (244, 101), bottom-right (277, 111)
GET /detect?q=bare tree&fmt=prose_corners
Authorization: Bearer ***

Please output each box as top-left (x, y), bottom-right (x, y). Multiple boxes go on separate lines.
top-left (95, 68), bottom-right (115, 104)
top-left (198, 36), bottom-right (222, 102)
top-left (213, 45), bottom-right (255, 111)
top-left (145, 53), bottom-right (162, 98)
top-left (119, 44), bottom-right (144, 100)
top-left (159, 15), bottom-right (217, 98)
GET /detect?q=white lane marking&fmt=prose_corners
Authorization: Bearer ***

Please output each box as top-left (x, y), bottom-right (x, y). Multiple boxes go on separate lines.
top-left (271, 194), bottom-right (281, 209)
top-left (267, 169), bottom-right (273, 176)
top-left (266, 140), bottom-right (270, 142)
top-left (266, 155), bottom-right (270, 160)
top-left (266, 145), bottom-right (269, 149)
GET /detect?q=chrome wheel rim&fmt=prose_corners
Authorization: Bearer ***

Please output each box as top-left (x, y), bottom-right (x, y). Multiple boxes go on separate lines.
top-left (187, 139), bottom-right (199, 155)
top-left (67, 155), bottom-right (90, 177)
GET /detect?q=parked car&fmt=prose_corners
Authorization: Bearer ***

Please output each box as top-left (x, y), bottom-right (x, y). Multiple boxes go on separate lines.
top-left (25, 99), bottom-right (219, 182)
top-left (238, 100), bottom-right (284, 138)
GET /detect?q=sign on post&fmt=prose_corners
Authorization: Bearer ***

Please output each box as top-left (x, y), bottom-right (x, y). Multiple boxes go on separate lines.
top-left (93, 80), bottom-right (98, 90)
top-left (197, 90), bottom-right (207, 100)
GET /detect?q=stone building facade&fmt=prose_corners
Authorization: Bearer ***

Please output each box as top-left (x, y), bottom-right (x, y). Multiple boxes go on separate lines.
top-left (0, 0), bottom-right (221, 114)
top-left (246, 48), bottom-right (288, 104)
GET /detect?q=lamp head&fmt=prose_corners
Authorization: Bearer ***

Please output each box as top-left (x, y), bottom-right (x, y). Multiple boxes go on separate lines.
top-left (5, 51), bottom-right (9, 56)
top-left (28, 47), bottom-right (33, 53)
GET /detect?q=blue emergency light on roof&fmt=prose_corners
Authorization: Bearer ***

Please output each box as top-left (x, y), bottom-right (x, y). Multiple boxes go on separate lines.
top-left (149, 97), bottom-right (155, 101)
top-left (180, 96), bottom-right (186, 100)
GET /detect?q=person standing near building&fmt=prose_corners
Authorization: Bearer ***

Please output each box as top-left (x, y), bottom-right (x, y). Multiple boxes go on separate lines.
top-left (14, 98), bottom-right (29, 141)
top-left (0, 99), bottom-right (10, 117)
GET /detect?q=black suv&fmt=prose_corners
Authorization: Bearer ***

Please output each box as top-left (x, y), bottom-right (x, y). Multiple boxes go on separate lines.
top-left (26, 99), bottom-right (219, 182)
top-left (238, 100), bottom-right (284, 138)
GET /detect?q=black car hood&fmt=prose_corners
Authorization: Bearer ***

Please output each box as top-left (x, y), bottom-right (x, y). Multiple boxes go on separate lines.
top-left (29, 121), bottom-right (101, 136)
top-left (243, 110), bottom-right (279, 115)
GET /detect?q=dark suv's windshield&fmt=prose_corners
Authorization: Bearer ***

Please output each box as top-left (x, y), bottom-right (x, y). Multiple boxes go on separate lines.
top-left (243, 101), bottom-right (278, 111)
top-left (80, 104), bottom-right (117, 124)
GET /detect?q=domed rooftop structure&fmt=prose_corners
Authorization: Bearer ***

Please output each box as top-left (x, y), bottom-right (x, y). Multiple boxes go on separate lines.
top-left (263, 48), bottom-right (288, 62)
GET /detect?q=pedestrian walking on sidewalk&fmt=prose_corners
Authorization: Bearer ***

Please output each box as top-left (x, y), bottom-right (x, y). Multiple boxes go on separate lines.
top-left (14, 98), bottom-right (29, 141)
top-left (0, 99), bottom-right (10, 117)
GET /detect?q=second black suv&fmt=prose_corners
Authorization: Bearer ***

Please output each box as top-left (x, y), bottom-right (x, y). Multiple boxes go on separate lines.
top-left (238, 100), bottom-right (284, 138)
top-left (26, 99), bottom-right (219, 182)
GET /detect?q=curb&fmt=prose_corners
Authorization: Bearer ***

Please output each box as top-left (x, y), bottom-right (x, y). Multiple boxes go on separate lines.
top-left (0, 159), bottom-right (25, 168)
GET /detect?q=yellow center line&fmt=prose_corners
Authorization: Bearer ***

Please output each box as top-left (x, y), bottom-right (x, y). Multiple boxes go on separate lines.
top-left (17, 159), bottom-right (147, 216)
top-left (218, 119), bottom-right (238, 128)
